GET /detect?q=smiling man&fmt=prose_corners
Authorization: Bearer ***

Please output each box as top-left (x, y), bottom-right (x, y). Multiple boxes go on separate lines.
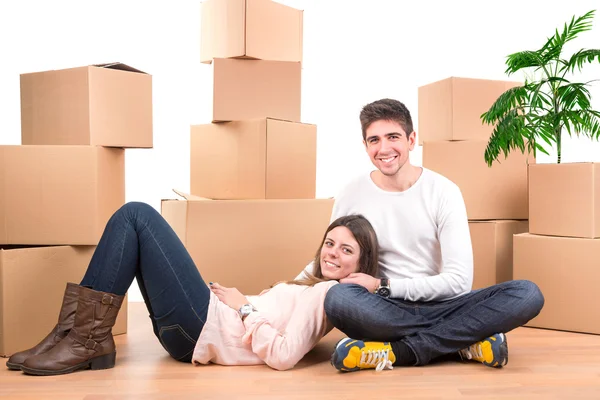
top-left (322, 98), bottom-right (545, 372)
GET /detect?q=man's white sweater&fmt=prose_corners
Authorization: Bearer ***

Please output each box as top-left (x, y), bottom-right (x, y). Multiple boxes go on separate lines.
top-left (318, 168), bottom-right (474, 302)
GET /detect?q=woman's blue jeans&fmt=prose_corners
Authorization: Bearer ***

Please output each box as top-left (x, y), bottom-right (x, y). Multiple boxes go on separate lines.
top-left (80, 202), bottom-right (210, 363)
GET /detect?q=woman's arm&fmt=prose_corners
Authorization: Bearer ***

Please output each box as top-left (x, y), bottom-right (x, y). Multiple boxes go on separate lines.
top-left (241, 296), bottom-right (331, 371)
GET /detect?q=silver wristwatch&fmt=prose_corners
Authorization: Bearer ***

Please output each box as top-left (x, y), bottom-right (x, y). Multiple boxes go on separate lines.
top-left (238, 303), bottom-right (256, 320)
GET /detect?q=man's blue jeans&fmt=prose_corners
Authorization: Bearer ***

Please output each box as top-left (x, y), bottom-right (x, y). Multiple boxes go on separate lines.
top-left (324, 281), bottom-right (544, 365)
top-left (80, 202), bottom-right (210, 363)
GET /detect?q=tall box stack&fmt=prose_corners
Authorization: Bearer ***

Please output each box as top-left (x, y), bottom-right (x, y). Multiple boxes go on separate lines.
top-left (161, 0), bottom-right (333, 295)
top-left (0, 63), bottom-right (153, 356)
top-left (419, 77), bottom-right (531, 290)
top-left (514, 164), bottom-right (600, 334)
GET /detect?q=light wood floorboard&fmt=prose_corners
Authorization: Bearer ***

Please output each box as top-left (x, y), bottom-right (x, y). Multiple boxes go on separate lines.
top-left (2, 302), bottom-right (600, 399)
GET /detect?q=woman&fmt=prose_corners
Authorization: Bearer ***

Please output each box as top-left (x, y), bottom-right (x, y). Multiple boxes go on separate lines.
top-left (6, 202), bottom-right (379, 375)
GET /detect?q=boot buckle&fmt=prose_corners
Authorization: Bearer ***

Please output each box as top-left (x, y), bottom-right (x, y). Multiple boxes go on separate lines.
top-left (102, 294), bottom-right (114, 305)
top-left (85, 339), bottom-right (98, 350)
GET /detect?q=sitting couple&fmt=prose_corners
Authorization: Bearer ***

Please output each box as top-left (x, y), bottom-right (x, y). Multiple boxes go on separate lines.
top-left (6, 99), bottom-right (544, 375)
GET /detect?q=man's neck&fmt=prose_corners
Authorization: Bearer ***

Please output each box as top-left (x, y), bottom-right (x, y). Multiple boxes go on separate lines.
top-left (371, 164), bottom-right (423, 192)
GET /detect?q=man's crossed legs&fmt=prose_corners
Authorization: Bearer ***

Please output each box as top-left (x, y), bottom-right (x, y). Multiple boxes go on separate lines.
top-left (325, 280), bottom-right (544, 372)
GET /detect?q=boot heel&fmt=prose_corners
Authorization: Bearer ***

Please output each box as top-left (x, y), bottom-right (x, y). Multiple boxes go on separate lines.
top-left (90, 352), bottom-right (116, 370)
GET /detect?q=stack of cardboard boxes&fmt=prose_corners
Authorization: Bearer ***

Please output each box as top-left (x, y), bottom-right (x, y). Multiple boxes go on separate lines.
top-left (514, 163), bottom-right (600, 334)
top-left (419, 77), bottom-right (532, 290)
top-left (161, 0), bottom-right (333, 294)
top-left (0, 63), bottom-right (153, 356)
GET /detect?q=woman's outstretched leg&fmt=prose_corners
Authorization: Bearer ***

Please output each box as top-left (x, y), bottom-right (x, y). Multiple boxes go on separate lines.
top-left (19, 202), bottom-right (210, 375)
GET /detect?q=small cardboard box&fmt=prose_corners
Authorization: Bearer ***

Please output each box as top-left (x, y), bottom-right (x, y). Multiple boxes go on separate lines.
top-left (0, 146), bottom-right (125, 245)
top-left (20, 63), bottom-right (152, 148)
top-left (190, 118), bottom-right (316, 199)
top-left (514, 233), bottom-right (600, 334)
top-left (469, 220), bottom-right (528, 290)
top-left (212, 58), bottom-right (301, 122)
top-left (201, 0), bottom-right (303, 63)
top-left (161, 193), bottom-right (333, 295)
top-left (418, 77), bottom-right (521, 145)
top-left (529, 163), bottom-right (600, 238)
top-left (423, 140), bottom-right (533, 220)
top-left (0, 246), bottom-right (127, 357)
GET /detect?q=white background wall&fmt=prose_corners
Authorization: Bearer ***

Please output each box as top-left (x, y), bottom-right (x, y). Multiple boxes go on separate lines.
top-left (1, 0), bottom-right (599, 302)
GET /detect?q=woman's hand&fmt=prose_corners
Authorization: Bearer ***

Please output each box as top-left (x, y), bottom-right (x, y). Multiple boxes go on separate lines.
top-left (210, 282), bottom-right (250, 311)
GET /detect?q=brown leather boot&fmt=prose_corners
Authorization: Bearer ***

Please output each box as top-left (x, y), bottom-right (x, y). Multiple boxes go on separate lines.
top-left (20, 286), bottom-right (124, 376)
top-left (6, 282), bottom-right (80, 370)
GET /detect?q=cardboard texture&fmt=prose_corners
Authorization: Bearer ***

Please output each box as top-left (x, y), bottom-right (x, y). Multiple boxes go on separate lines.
top-left (0, 146), bottom-right (125, 245)
top-left (212, 58), bottom-right (301, 122)
top-left (514, 233), bottom-right (600, 334)
top-left (161, 197), bottom-right (333, 295)
top-left (529, 163), bottom-right (600, 238)
top-left (20, 63), bottom-right (152, 148)
top-left (422, 140), bottom-right (533, 220)
top-left (0, 246), bottom-right (127, 357)
top-left (418, 77), bottom-right (521, 145)
top-left (201, 0), bottom-right (303, 63)
top-left (190, 118), bottom-right (316, 199)
top-left (469, 220), bottom-right (528, 290)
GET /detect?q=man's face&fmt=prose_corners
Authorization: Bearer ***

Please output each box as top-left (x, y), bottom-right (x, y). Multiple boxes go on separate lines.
top-left (363, 120), bottom-right (416, 177)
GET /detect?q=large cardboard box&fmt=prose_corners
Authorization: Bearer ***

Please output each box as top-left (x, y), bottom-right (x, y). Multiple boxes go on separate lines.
top-left (513, 233), bottom-right (600, 334)
top-left (20, 63), bottom-right (152, 148)
top-left (190, 118), bottom-right (316, 199)
top-left (529, 163), bottom-right (600, 238)
top-left (418, 77), bottom-right (521, 145)
top-left (212, 58), bottom-right (301, 122)
top-left (201, 0), bottom-right (303, 63)
top-left (161, 195), bottom-right (333, 295)
top-left (469, 220), bottom-right (528, 290)
top-left (0, 246), bottom-right (127, 357)
top-left (423, 140), bottom-right (532, 220)
top-left (0, 146), bottom-right (125, 245)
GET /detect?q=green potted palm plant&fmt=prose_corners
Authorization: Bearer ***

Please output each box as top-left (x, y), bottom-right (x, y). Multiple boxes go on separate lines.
top-left (481, 10), bottom-right (600, 238)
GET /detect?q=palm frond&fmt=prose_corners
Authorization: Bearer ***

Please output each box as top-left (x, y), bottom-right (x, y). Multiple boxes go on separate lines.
top-left (481, 85), bottom-right (528, 125)
top-left (540, 10), bottom-right (595, 62)
top-left (484, 110), bottom-right (527, 166)
top-left (557, 82), bottom-right (592, 111)
top-left (505, 50), bottom-right (546, 74)
top-left (525, 80), bottom-right (554, 110)
top-left (562, 48), bottom-right (600, 73)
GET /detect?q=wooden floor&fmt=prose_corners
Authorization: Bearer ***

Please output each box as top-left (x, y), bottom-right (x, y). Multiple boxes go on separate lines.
top-left (2, 303), bottom-right (600, 399)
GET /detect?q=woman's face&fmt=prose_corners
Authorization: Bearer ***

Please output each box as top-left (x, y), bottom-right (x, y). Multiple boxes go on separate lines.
top-left (319, 226), bottom-right (361, 280)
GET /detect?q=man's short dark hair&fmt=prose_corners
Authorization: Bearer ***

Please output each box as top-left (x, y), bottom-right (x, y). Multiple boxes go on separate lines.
top-left (359, 99), bottom-right (414, 140)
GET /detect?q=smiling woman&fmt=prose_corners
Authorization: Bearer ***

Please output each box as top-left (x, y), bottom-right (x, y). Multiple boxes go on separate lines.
top-left (282, 214), bottom-right (380, 287)
top-left (7, 203), bottom-right (380, 375)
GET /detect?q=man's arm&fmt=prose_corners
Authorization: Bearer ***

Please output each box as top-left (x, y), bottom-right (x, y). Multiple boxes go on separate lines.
top-left (389, 185), bottom-right (473, 302)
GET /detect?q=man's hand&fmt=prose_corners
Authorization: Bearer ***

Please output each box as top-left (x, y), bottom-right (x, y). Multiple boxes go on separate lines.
top-left (210, 282), bottom-right (249, 311)
top-left (339, 273), bottom-right (380, 293)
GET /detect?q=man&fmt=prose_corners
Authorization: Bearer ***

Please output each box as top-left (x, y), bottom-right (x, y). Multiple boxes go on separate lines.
top-left (317, 98), bottom-right (544, 372)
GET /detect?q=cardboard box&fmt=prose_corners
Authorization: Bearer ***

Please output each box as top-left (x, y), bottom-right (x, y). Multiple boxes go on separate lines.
top-left (0, 246), bottom-right (127, 357)
top-left (513, 233), bottom-right (600, 334)
top-left (529, 163), bottom-right (600, 238)
top-left (0, 146), bottom-right (125, 245)
top-left (161, 194), bottom-right (333, 295)
top-left (212, 58), bottom-right (301, 122)
top-left (422, 140), bottom-right (532, 220)
top-left (191, 118), bottom-right (316, 199)
top-left (469, 220), bottom-right (528, 290)
top-left (201, 0), bottom-right (303, 63)
top-left (20, 63), bottom-right (152, 148)
top-left (418, 77), bottom-right (521, 145)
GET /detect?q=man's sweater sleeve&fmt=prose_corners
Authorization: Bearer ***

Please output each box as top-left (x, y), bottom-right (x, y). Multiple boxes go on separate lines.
top-left (389, 185), bottom-right (474, 301)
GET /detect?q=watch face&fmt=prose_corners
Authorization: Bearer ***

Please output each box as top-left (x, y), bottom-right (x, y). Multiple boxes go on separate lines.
top-left (377, 287), bottom-right (391, 298)
top-left (240, 304), bottom-right (253, 314)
